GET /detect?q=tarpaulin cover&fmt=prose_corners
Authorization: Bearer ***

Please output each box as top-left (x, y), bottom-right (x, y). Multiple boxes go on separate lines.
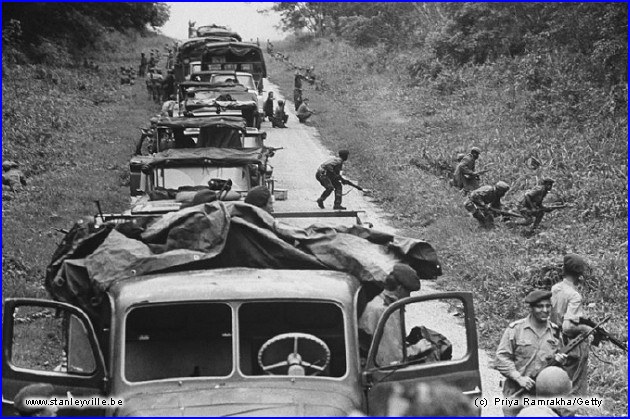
top-left (180, 81), bottom-right (249, 92)
top-left (195, 27), bottom-right (242, 41)
top-left (202, 42), bottom-right (263, 59)
top-left (157, 116), bottom-right (247, 131)
top-left (201, 42), bottom-right (266, 77)
top-left (45, 202), bottom-right (442, 321)
top-left (143, 147), bottom-right (265, 169)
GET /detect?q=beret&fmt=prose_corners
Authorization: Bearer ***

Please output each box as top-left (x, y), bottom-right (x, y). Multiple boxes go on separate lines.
top-left (392, 263), bottom-right (420, 292)
top-left (524, 289), bottom-right (552, 304)
top-left (563, 254), bottom-right (587, 275)
top-left (14, 383), bottom-right (55, 414)
top-left (244, 186), bottom-right (271, 208)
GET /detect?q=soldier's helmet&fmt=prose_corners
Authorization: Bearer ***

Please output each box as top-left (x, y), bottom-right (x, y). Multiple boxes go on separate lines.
top-left (495, 181), bottom-right (510, 192)
top-left (540, 177), bottom-right (555, 185)
top-left (471, 146), bottom-right (482, 155)
top-left (535, 366), bottom-right (572, 397)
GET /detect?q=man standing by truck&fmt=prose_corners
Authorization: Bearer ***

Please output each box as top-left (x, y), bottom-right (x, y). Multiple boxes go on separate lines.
top-left (358, 264), bottom-right (421, 366)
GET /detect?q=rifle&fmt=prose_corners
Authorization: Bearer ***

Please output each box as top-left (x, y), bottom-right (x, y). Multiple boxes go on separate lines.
top-left (579, 317), bottom-right (627, 351)
top-left (487, 206), bottom-right (524, 218)
top-left (512, 315), bottom-right (611, 398)
top-left (541, 203), bottom-right (570, 212)
top-left (342, 178), bottom-right (364, 192)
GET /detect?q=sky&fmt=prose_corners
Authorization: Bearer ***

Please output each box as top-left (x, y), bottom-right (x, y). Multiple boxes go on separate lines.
top-left (159, 2), bottom-right (285, 43)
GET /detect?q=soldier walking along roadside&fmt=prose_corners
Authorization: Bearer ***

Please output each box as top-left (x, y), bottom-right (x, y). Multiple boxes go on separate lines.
top-left (495, 290), bottom-right (568, 417)
top-left (316, 149), bottom-right (350, 210)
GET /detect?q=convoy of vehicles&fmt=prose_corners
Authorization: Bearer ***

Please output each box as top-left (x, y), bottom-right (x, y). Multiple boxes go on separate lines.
top-left (1, 21), bottom-right (484, 417)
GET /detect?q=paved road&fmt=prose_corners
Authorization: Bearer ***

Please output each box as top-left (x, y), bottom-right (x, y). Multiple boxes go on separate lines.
top-left (263, 80), bottom-right (504, 416)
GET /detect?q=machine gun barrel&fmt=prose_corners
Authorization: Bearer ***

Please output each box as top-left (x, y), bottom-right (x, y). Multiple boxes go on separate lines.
top-left (580, 317), bottom-right (627, 351)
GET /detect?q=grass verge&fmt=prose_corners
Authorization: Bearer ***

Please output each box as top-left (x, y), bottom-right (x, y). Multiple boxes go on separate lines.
top-left (266, 38), bottom-right (627, 416)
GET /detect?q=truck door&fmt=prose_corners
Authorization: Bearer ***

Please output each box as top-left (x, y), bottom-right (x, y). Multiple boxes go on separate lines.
top-left (362, 292), bottom-right (482, 416)
top-left (2, 299), bottom-right (107, 416)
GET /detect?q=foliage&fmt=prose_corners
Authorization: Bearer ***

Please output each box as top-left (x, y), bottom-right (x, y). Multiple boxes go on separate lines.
top-left (268, 35), bottom-right (627, 415)
top-left (1, 3), bottom-right (170, 63)
top-left (429, 3), bottom-right (627, 86)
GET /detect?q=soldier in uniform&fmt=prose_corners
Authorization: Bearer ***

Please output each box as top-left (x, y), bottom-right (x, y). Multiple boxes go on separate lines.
top-left (358, 264), bottom-right (421, 367)
top-left (495, 290), bottom-right (567, 416)
top-left (551, 254), bottom-right (591, 396)
top-left (464, 181), bottom-right (510, 228)
top-left (453, 147), bottom-right (482, 192)
top-left (517, 178), bottom-right (555, 228)
top-left (316, 149), bottom-right (351, 210)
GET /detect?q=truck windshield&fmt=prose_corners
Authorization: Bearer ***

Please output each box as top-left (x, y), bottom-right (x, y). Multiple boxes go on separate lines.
top-left (239, 302), bottom-right (347, 378)
top-left (125, 303), bottom-right (233, 382)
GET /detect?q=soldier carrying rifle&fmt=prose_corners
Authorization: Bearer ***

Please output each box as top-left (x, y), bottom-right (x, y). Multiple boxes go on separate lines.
top-left (551, 254), bottom-right (628, 396)
top-left (517, 177), bottom-right (564, 229)
top-left (464, 181), bottom-right (511, 228)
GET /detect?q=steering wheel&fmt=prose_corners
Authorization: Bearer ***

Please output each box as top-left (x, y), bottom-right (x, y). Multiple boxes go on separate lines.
top-left (257, 333), bottom-right (330, 376)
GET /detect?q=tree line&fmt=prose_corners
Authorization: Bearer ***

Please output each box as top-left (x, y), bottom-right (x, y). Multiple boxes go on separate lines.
top-left (264, 2), bottom-right (627, 87)
top-left (2, 3), bottom-right (169, 57)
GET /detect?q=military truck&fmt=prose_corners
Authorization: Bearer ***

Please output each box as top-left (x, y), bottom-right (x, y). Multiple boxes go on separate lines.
top-left (2, 203), bottom-right (481, 416)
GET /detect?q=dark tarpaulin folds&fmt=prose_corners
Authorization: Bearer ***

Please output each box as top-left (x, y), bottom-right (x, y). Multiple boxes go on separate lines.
top-left (157, 115), bottom-right (247, 131)
top-left (144, 147), bottom-right (265, 169)
top-left (45, 201), bottom-right (442, 321)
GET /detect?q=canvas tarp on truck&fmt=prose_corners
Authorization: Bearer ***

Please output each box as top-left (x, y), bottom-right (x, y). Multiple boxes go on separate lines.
top-left (45, 201), bottom-right (442, 320)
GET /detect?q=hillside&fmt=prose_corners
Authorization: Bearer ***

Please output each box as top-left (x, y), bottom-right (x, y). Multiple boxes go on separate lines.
top-left (265, 37), bottom-right (627, 415)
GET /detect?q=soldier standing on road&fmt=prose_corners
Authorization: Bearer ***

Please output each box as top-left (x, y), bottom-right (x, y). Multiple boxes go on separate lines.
top-left (464, 181), bottom-right (510, 228)
top-left (551, 254), bottom-right (591, 396)
top-left (517, 178), bottom-right (555, 229)
top-left (263, 91), bottom-right (275, 121)
top-left (495, 290), bottom-right (567, 417)
top-left (293, 68), bottom-right (305, 111)
top-left (316, 149), bottom-right (350, 210)
top-left (161, 69), bottom-right (176, 102)
top-left (453, 146), bottom-right (482, 192)
top-left (139, 52), bottom-right (148, 77)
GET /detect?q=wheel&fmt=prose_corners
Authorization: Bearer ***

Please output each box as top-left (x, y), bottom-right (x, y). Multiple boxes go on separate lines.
top-left (257, 332), bottom-right (330, 376)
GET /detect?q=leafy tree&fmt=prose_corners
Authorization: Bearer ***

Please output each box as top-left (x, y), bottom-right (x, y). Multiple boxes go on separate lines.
top-left (2, 3), bottom-right (171, 46)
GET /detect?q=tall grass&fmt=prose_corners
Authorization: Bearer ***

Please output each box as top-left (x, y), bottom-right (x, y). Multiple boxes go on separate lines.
top-left (268, 38), bottom-right (627, 416)
top-left (2, 30), bottom-right (171, 300)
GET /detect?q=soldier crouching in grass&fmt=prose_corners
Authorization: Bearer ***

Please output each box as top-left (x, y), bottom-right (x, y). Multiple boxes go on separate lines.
top-left (494, 290), bottom-right (568, 417)
top-left (517, 177), bottom-right (555, 229)
top-left (464, 181), bottom-right (510, 228)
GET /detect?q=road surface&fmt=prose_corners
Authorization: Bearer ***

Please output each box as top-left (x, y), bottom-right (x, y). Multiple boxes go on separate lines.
top-left (263, 80), bottom-right (504, 416)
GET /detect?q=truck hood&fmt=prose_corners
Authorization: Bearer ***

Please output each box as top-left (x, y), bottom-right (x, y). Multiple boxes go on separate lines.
top-left (117, 382), bottom-right (358, 417)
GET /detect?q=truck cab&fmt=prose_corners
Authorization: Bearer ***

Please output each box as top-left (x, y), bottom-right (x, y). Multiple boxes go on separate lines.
top-left (3, 269), bottom-right (481, 416)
